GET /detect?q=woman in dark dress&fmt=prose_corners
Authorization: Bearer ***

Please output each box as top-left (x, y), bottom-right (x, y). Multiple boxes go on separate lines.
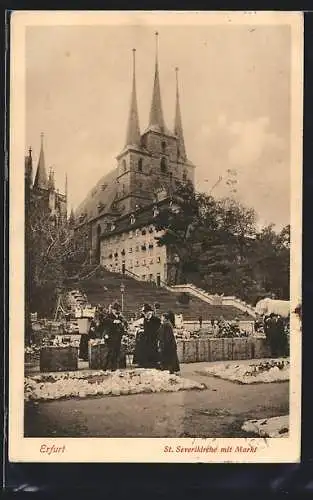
top-left (158, 311), bottom-right (180, 374)
top-left (137, 304), bottom-right (161, 368)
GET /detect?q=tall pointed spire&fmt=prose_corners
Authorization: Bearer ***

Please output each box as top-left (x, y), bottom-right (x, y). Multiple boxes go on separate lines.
top-left (174, 67), bottom-right (186, 160)
top-left (33, 132), bottom-right (48, 189)
top-left (125, 48), bottom-right (141, 147)
top-left (148, 32), bottom-right (165, 132)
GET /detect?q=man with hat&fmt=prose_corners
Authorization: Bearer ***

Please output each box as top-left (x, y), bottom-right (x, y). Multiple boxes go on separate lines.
top-left (138, 303), bottom-right (161, 368)
top-left (104, 301), bottom-right (127, 371)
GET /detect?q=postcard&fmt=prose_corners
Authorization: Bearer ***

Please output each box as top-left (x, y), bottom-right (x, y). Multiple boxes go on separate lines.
top-left (9, 10), bottom-right (302, 463)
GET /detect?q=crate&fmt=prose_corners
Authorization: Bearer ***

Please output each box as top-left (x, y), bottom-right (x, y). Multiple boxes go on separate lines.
top-left (40, 346), bottom-right (78, 372)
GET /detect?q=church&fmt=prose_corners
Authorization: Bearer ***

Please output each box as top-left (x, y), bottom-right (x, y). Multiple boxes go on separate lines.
top-left (25, 133), bottom-right (67, 224)
top-left (74, 33), bottom-right (196, 285)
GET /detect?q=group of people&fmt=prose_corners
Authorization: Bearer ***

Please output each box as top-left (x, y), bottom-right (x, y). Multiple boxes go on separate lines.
top-left (78, 301), bottom-right (180, 374)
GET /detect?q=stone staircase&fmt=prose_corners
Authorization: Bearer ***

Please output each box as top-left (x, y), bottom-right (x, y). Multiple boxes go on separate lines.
top-left (68, 267), bottom-right (254, 322)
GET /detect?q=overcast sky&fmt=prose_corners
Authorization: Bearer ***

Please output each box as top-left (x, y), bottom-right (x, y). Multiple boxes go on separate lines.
top-left (26, 23), bottom-right (291, 230)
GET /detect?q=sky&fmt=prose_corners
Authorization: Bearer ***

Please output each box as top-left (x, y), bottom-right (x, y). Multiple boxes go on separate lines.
top-left (26, 22), bottom-right (291, 230)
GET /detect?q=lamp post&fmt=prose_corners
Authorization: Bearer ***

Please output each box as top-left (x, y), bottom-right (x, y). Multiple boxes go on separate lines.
top-left (120, 282), bottom-right (125, 312)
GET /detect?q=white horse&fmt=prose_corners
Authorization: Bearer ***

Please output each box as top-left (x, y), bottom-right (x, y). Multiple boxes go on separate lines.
top-left (255, 298), bottom-right (290, 318)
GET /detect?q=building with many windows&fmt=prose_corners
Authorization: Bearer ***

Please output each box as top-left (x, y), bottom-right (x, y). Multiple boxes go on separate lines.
top-left (74, 33), bottom-right (196, 284)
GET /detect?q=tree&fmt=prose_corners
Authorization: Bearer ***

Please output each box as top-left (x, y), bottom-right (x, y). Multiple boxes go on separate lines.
top-left (153, 180), bottom-right (201, 284)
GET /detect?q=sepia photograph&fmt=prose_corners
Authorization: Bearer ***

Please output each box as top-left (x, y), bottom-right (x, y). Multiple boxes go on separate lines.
top-left (9, 11), bottom-right (302, 462)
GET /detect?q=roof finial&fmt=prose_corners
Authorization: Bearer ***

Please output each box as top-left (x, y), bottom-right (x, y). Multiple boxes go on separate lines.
top-left (155, 32), bottom-right (159, 63)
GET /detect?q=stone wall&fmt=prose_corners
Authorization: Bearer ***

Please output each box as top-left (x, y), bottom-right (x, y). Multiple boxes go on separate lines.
top-left (176, 337), bottom-right (271, 363)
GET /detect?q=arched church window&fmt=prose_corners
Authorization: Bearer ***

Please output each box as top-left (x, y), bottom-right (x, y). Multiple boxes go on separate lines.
top-left (160, 157), bottom-right (167, 173)
top-left (161, 141), bottom-right (166, 153)
top-left (123, 159), bottom-right (127, 172)
top-left (138, 158), bottom-right (143, 172)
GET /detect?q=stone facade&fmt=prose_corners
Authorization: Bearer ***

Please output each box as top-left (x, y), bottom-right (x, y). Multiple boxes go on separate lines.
top-left (100, 220), bottom-right (168, 284)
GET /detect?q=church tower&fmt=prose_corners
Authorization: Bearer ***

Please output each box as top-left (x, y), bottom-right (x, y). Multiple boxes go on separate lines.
top-left (115, 33), bottom-right (195, 216)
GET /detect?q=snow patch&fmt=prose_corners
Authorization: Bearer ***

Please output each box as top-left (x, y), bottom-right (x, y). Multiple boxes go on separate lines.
top-left (198, 358), bottom-right (289, 384)
top-left (242, 415), bottom-right (289, 438)
top-left (24, 368), bottom-right (206, 401)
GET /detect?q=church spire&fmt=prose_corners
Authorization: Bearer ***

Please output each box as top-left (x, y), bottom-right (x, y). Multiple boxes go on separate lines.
top-left (148, 32), bottom-right (165, 132)
top-left (125, 48), bottom-right (141, 147)
top-left (174, 67), bottom-right (186, 160)
top-left (33, 132), bottom-right (48, 189)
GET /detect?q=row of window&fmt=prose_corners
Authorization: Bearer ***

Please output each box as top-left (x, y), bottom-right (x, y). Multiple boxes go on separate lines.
top-left (102, 257), bottom-right (161, 267)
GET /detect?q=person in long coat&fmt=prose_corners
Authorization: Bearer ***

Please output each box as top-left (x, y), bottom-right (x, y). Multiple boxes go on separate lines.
top-left (158, 312), bottom-right (180, 374)
top-left (103, 302), bottom-right (127, 371)
top-left (138, 304), bottom-right (161, 368)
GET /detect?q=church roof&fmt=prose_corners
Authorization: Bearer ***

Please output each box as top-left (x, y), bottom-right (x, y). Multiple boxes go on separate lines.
top-left (74, 168), bottom-right (119, 222)
top-left (100, 198), bottom-right (169, 239)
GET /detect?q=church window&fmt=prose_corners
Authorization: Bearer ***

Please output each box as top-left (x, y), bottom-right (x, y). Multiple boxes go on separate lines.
top-left (138, 158), bottom-right (143, 172)
top-left (129, 247), bottom-right (133, 253)
top-left (123, 159), bottom-right (127, 172)
top-left (160, 157), bottom-right (167, 173)
top-left (135, 260), bottom-right (139, 267)
top-left (161, 141), bottom-right (166, 153)
top-left (141, 244), bottom-right (147, 251)
top-left (130, 214), bottom-right (136, 225)
top-left (142, 259), bottom-right (146, 266)
top-left (149, 243), bottom-right (154, 250)
top-left (157, 256), bottom-right (161, 263)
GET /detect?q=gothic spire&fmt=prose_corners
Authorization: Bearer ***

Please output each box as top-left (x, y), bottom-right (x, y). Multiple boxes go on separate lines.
top-left (174, 67), bottom-right (186, 160)
top-left (148, 32), bottom-right (165, 131)
top-left (125, 48), bottom-right (141, 147)
top-left (33, 132), bottom-right (48, 189)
